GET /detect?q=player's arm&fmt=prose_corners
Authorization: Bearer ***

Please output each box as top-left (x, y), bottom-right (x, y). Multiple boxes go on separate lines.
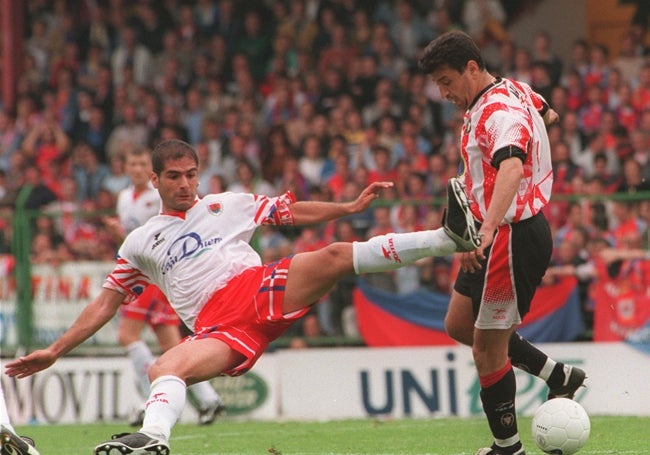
top-left (543, 108), bottom-right (559, 126)
top-left (4, 288), bottom-right (125, 378)
top-left (290, 181), bottom-right (394, 225)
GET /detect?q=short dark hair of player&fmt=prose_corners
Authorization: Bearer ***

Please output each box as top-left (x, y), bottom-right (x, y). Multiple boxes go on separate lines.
top-left (418, 30), bottom-right (486, 74)
top-left (152, 139), bottom-right (199, 175)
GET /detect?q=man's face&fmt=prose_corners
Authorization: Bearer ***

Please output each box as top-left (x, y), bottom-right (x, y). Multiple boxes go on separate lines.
top-left (125, 153), bottom-right (152, 186)
top-left (152, 156), bottom-right (199, 212)
top-left (431, 63), bottom-right (476, 110)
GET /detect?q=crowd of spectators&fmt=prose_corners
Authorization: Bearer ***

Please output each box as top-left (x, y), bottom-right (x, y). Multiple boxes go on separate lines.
top-left (1, 0), bottom-right (649, 342)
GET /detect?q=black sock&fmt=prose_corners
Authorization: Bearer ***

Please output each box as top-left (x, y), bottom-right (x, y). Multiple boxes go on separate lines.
top-left (508, 331), bottom-right (548, 376)
top-left (480, 365), bottom-right (520, 445)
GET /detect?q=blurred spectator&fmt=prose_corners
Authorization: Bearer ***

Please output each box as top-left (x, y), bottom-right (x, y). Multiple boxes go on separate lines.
top-left (298, 134), bottom-right (327, 187)
top-left (612, 31), bottom-right (644, 86)
top-left (393, 203), bottom-right (424, 294)
top-left (532, 30), bottom-right (563, 86)
top-left (462, 0), bottom-right (508, 48)
top-left (134, 3), bottom-right (168, 55)
top-left (574, 131), bottom-right (620, 179)
top-left (325, 146), bottom-right (352, 201)
top-left (72, 98), bottom-right (111, 161)
top-left (102, 152), bottom-right (130, 196)
top-left (227, 158), bottom-right (277, 196)
top-left (235, 10), bottom-right (272, 82)
top-left (105, 103), bottom-right (149, 160)
top-left (111, 25), bottom-right (154, 87)
top-left (424, 153), bottom-right (449, 198)
top-left (389, 0), bottom-right (434, 60)
top-left (612, 82), bottom-right (639, 134)
top-left (584, 43), bottom-right (610, 88)
top-left (632, 62), bottom-right (650, 111)
top-left (318, 22), bottom-right (358, 76)
top-left (549, 85), bottom-right (570, 118)
top-left (213, 0), bottom-right (240, 52)
top-left (181, 85), bottom-right (206, 145)
top-left (71, 141), bottom-right (109, 202)
top-left (77, 4), bottom-right (117, 60)
top-left (277, 153), bottom-right (310, 201)
top-left (26, 16), bottom-right (52, 82)
top-left (286, 100), bottom-right (315, 148)
top-left (617, 156), bottom-right (650, 194)
top-left (563, 68), bottom-right (585, 112)
top-left (568, 38), bottom-right (590, 78)
top-left (592, 152), bottom-right (622, 193)
top-left (262, 74), bottom-right (301, 128)
top-left (261, 125), bottom-right (293, 184)
top-left (153, 29), bottom-right (189, 87)
top-left (22, 118), bottom-right (70, 181)
top-left (629, 129), bottom-right (650, 180)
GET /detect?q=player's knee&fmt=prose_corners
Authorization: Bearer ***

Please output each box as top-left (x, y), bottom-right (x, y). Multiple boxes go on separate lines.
top-left (117, 329), bottom-right (138, 347)
top-left (322, 242), bottom-right (353, 270)
top-left (148, 360), bottom-right (173, 383)
top-left (445, 316), bottom-right (473, 345)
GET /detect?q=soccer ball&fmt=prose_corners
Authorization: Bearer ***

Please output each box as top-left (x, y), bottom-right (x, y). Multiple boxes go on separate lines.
top-left (531, 398), bottom-right (590, 455)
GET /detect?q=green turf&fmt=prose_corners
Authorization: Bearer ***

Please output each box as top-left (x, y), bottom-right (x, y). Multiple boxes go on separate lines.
top-left (14, 416), bottom-right (650, 455)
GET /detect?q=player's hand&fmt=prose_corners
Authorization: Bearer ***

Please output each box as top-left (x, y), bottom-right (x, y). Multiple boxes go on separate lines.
top-left (351, 181), bottom-right (394, 212)
top-left (458, 228), bottom-right (494, 273)
top-left (4, 349), bottom-right (57, 378)
top-left (543, 108), bottom-right (559, 126)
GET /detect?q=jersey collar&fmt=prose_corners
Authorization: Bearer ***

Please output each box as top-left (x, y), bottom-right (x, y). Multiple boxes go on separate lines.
top-left (468, 76), bottom-right (503, 111)
top-left (161, 197), bottom-right (200, 219)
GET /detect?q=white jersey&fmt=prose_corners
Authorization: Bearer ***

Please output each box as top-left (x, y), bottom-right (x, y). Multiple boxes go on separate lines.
top-left (116, 183), bottom-right (161, 234)
top-left (104, 191), bottom-right (295, 328)
top-left (460, 78), bottom-right (553, 224)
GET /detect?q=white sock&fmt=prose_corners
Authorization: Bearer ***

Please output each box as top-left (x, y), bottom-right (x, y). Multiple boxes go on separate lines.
top-left (141, 375), bottom-right (186, 442)
top-left (0, 386), bottom-right (16, 432)
top-left (127, 340), bottom-right (155, 398)
top-left (353, 229), bottom-right (456, 274)
top-left (188, 381), bottom-right (221, 409)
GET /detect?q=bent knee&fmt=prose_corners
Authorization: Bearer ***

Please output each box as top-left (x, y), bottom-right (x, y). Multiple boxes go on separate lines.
top-left (321, 242), bottom-right (354, 270)
top-left (148, 360), bottom-right (178, 383)
top-left (117, 330), bottom-right (139, 347)
top-left (444, 316), bottom-right (473, 346)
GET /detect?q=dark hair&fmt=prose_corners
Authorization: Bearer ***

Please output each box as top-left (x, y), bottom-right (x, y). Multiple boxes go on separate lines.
top-left (418, 31), bottom-right (485, 74)
top-left (152, 139), bottom-right (198, 175)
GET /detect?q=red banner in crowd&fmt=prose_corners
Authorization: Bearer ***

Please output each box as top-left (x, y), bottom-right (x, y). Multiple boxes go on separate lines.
top-left (354, 276), bottom-right (584, 347)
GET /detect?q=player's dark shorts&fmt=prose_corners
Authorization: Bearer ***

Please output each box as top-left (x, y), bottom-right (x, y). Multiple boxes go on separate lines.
top-left (184, 256), bottom-right (309, 376)
top-left (454, 211), bottom-right (552, 328)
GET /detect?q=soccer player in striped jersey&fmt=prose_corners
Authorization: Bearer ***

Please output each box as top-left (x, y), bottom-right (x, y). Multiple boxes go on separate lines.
top-left (419, 31), bottom-right (586, 455)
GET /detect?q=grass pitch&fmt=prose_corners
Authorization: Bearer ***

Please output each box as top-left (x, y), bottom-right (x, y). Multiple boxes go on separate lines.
top-left (14, 416), bottom-right (650, 454)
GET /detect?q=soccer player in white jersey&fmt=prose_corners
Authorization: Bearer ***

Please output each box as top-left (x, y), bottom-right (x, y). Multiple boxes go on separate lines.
top-left (105, 146), bottom-right (224, 427)
top-left (419, 31), bottom-right (586, 455)
top-left (7, 139), bottom-right (478, 455)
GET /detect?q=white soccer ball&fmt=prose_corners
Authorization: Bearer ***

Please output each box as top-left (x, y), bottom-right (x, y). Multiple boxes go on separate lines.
top-left (531, 398), bottom-right (590, 455)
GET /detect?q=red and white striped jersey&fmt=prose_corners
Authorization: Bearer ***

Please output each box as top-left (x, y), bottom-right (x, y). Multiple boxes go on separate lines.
top-left (103, 191), bottom-right (296, 328)
top-left (459, 78), bottom-right (553, 224)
